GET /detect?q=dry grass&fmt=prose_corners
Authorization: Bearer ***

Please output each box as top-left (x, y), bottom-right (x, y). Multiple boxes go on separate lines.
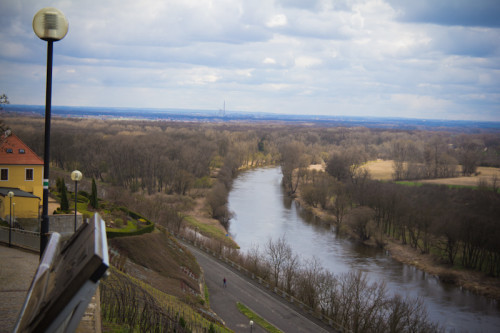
top-left (308, 164), bottom-right (326, 172)
top-left (361, 159), bottom-right (394, 181)
top-left (109, 231), bottom-right (202, 298)
top-left (362, 160), bottom-right (500, 186)
top-left (420, 166), bottom-right (500, 186)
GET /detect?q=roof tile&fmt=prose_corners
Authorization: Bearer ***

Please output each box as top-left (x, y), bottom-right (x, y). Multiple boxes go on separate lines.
top-left (0, 133), bottom-right (44, 165)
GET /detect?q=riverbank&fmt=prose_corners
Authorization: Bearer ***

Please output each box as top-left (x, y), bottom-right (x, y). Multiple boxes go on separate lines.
top-left (385, 240), bottom-right (500, 301)
top-left (295, 196), bottom-right (500, 302)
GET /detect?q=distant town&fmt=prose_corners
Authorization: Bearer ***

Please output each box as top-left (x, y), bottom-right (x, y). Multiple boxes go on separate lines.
top-left (4, 104), bottom-right (500, 132)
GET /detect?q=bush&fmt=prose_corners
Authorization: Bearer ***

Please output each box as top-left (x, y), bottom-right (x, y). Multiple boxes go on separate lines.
top-left (193, 176), bottom-right (213, 188)
top-left (79, 190), bottom-right (90, 198)
top-left (114, 218), bottom-right (124, 228)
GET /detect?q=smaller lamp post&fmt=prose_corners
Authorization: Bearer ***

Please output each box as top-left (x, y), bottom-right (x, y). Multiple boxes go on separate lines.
top-left (249, 320), bottom-right (254, 332)
top-left (8, 191), bottom-right (14, 247)
top-left (71, 170), bottom-right (82, 231)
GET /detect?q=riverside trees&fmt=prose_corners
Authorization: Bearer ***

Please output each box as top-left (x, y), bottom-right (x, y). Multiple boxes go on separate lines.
top-left (234, 236), bottom-right (441, 332)
top-left (302, 163), bottom-right (500, 277)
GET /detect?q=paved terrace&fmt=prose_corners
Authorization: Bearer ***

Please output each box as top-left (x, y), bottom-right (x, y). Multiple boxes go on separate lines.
top-left (0, 244), bottom-right (101, 333)
top-left (0, 246), bottom-right (38, 333)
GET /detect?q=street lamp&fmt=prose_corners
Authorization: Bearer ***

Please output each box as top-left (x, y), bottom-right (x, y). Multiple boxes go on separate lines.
top-left (250, 320), bottom-right (254, 332)
top-left (33, 7), bottom-right (68, 257)
top-left (71, 170), bottom-right (82, 231)
top-left (8, 191), bottom-right (14, 247)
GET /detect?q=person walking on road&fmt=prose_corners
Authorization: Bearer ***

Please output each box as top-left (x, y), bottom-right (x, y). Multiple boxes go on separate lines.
top-left (223, 277), bottom-right (227, 288)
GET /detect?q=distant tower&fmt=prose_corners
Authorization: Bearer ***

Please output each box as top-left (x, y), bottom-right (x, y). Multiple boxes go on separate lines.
top-left (218, 101), bottom-right (226, 118)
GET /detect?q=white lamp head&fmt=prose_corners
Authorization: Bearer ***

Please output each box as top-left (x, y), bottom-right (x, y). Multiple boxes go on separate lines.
top-left (71, 170), bottom-right (83, 182)
top-left (33, 7), bottom-right (69, 41)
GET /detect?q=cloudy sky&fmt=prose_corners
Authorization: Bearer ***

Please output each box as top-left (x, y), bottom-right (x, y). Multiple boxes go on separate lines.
top-left (1, 0), bottom-right (499, 121)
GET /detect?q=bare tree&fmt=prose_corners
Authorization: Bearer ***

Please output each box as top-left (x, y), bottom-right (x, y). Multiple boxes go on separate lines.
top-left (423, 136), bottom-right (458, 178)
top-left (265, 236), bottom-right (293, 287)
top-left (295, 257), bottom-right (324, 309)
top-left (457, 136), bottom-right (483, 176)
top-left (279, 141), bottom-right (309, 195)
top-left (386, 295), bottom-right (439, 333)
top-left (330, 181), bottom-right (351, 227)
top-left (281, 250), bottom-right (299, 294)
top-left (0, 93), bottom-right (9, 110)
top-left (347, 206), bottom-right (375, 241)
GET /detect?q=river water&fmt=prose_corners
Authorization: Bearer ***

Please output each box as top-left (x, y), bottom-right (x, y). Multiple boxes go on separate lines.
top-left (228, 167), bottom-right (500, 332)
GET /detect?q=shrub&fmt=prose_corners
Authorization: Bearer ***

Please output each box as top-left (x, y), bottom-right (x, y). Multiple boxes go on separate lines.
top-left (114, 218), bottom-right (124, 228)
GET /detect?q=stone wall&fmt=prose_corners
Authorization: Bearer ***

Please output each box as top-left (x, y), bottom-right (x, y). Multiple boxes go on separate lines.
top-left (49, 214), bottom-right (84, 234)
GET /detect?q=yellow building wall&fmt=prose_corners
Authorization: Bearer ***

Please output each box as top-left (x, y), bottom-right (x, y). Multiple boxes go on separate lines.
top-left (0, 164), bottom-right (43, 199)
top-left (0, 164), bottom-right (43, 219)
top-left (1, 196), bottom-right (40, 219)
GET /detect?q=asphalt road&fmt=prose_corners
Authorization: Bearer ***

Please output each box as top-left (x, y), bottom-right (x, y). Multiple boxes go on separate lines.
top-left (183, 242), bottom-right (333, 333)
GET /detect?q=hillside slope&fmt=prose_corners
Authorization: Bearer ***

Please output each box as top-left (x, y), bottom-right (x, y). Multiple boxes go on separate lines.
top-left (109, 230), bottom-right (202, 299)
top-left (103, 229), bottom-right (230, 331)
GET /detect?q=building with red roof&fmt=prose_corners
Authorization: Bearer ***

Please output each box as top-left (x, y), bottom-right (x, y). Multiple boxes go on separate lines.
top-left (0, 133), bottom-right (43, 220)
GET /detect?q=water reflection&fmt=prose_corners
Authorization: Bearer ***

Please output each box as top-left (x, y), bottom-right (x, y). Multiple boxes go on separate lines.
top-left (228, 167), bottom-right (500, 332)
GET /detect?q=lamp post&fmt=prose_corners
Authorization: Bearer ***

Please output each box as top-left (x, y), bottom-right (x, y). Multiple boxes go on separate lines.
top-left (249, 320), bottom-right (254, 332)
top-left (71, 170), bottom-right (82, 231)
top-left (7, 191), bottom-right (14, 247)
top-left (33, 7), bottom-right (68, 257)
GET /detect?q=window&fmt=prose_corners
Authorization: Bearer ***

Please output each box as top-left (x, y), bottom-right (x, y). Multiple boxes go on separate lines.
top-left (26, 168), bottom-right (34, 181)
top-left (19, 149), bottom-right (25, 154)
top-left (1, 169), bottom-right (8, 181)
top-left (6, 148), bottom-right (13, 153)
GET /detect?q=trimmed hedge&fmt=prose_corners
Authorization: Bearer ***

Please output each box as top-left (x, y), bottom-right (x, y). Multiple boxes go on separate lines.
top-left (118, 206), bottom-right (148, 221)
top-left (106, 206), bottom-right (155, 238)
top-left (106, 222), bottom-right (155, 239)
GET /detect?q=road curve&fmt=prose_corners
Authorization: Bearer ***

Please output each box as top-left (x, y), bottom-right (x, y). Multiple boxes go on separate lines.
top-left (182, 242), bottom-right (333, 333)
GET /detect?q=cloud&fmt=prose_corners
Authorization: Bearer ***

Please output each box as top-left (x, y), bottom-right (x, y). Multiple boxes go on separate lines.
top-left (428, 26), bottom-right (500, 57)
top-left (0, 0), bottom-right (499, 121)
top-left (388, 0), bottom-right (500, 27)
top-left (267, 14), bottom-right (288, 27)
top-left (294, 56), bottom-right (322, 68)
top-left (263, 57), bottom-right (277, 65)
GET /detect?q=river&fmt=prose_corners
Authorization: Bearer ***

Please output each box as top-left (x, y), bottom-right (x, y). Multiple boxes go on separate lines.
top-left (228, 167), bottom-right (500, 332)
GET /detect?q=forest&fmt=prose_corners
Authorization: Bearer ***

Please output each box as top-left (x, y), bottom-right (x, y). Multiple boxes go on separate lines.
top-left (5, 114), bottom-right (500, 279)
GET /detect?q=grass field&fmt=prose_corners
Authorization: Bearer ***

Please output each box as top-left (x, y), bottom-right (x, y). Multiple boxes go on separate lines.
top-left (363, 160), bottom-right (500, 187)
top-left (310, 160), bottom-right (500, 187)
top-left (361, 159), bottom-right (394, 181)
